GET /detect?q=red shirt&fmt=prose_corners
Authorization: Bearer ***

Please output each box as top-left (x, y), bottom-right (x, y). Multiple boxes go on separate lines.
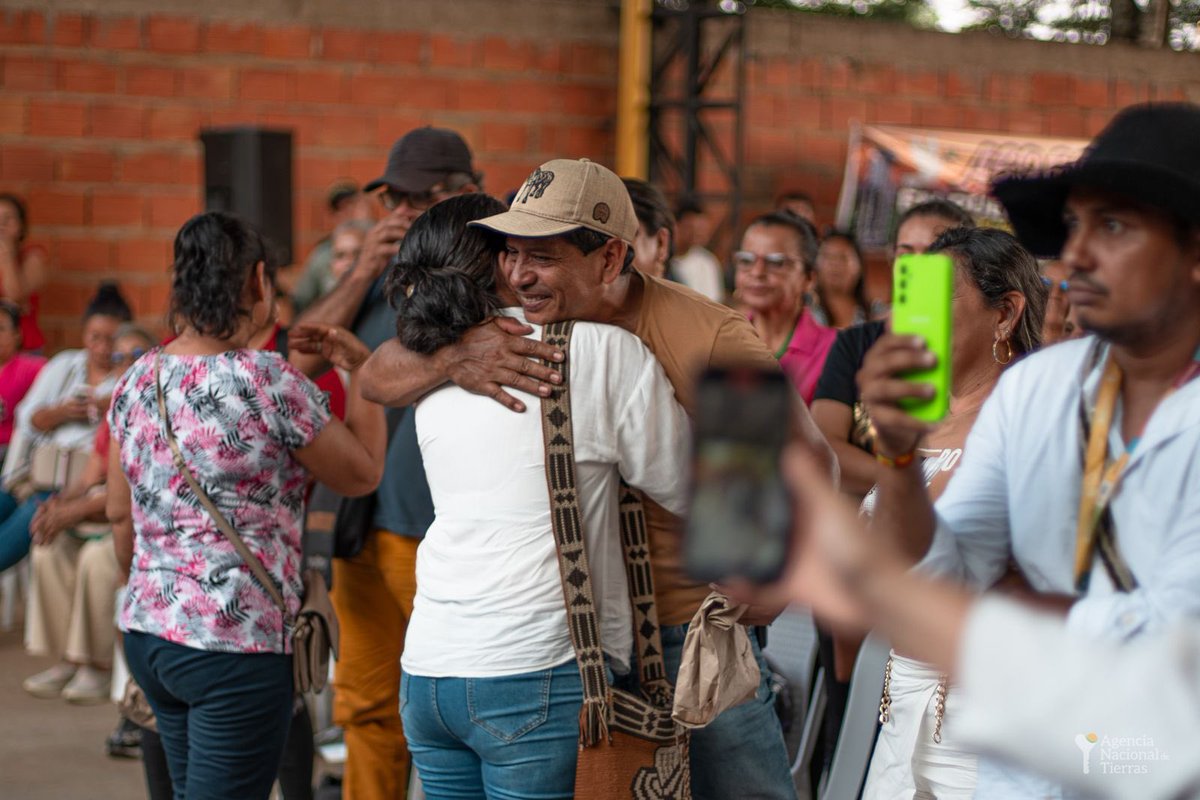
top-left (0, 352), bottom-right (45, 445)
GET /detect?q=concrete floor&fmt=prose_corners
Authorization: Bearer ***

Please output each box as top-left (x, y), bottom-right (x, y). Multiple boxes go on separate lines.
top-left (0, 619), bottom-right (145, 800)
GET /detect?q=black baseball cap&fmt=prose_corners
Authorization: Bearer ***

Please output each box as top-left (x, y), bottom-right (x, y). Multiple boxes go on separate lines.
top-left (364, 127), bottom-right (475, 194)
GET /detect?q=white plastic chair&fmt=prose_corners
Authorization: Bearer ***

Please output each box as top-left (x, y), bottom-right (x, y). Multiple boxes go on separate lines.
top-left (818, 634), bottom-right (891, 800)
top-left (0, 558), bottom-right (29, 631)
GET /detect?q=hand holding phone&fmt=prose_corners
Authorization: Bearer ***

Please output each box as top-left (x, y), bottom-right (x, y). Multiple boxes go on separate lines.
top-left (683, 367), bottom-right (793, 585)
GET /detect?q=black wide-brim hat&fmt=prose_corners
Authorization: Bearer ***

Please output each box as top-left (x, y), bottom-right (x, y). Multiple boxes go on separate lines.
top-left (992, 102), bottom-right (1200, 258)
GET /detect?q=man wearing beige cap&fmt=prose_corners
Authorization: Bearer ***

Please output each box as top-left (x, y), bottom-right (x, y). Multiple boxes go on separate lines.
top-left (362, 158), bottom-right (824, 799)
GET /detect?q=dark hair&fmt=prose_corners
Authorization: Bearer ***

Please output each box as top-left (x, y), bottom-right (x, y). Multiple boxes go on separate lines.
top-left (897, 199), bottom-right (975, 231)
top-left (169, 212), bottom-right (275, 339)
top-left (563, 227), bottom-right (637, 275)
top-left (674, 196), bottom-right (705, 219)
top-left (385, 193), bottom-right (507, 354)
top-left (745, 212), bottom-right (820, 275)
top-left (623, 178), bottom-right (675, 260)
top-left (816, 230), bottom-right (870, 319)
top-left (775, 189), bottom-right (814, 207)
top-left (0, 300), bottom-right (21, 331)
top-left (84, 282), bottom-right (133, 323)
top-left (0, 193), bottom-right (28, 242)
top-left (928, 226), bottom-right (1047, 356)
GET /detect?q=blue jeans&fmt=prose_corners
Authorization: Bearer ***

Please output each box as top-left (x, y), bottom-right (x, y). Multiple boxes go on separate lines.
top-left (400, 661), bottom-right (585, 800)
top-left (124, 631), bottom-right (294, 800)
top-left (660, 622), bottom-right (797, 800)
top-left (0, 490), bottom-right (49, 572)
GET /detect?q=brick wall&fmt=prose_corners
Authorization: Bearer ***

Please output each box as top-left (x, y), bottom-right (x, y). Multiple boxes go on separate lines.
top-left (2, 2), bottom-right (1198, 349)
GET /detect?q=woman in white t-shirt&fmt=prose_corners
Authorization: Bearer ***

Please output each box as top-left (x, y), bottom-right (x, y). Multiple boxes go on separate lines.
top-left (858, 227), bottom-right (1047, 799)
top-left (384, 194), bottom-right (690, 799)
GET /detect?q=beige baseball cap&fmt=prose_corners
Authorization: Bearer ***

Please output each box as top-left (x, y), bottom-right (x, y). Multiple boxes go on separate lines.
top-left (469, 158), bottom-right (638, 244)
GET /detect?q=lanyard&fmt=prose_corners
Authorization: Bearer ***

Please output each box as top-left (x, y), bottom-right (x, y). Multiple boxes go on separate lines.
top-left (1073, 348), bottom-right (1200, 590)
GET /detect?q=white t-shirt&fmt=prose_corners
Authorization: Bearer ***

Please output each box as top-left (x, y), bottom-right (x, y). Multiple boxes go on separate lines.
top-left (671, 245), bottom-right (725, 303)
top-left (401, 311), bottom-right (691, 678)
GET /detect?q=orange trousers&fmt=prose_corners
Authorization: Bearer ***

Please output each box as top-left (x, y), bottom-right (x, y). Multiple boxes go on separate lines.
top-left (332, 530), bottom-right (419, 800)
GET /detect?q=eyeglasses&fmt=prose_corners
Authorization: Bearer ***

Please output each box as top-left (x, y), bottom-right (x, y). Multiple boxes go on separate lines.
top-left (111, 348), bottom-right (146, 366)
top-left (379, 185), bottom-right (447, 212)
top-left (733, 251), bottom-right (797, 273)
top-left (1041, 276), bottom-right (1070, 291)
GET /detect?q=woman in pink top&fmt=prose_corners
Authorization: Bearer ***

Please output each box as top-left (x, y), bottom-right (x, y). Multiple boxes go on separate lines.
top-left (0, 194), bottom-right (48, 352)
top-left (0, 300), bottom-right (45, 456)
top-left (734, 212), bottom-right (837, 403)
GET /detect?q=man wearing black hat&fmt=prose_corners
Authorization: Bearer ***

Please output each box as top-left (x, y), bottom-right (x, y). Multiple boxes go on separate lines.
top-left (292, 127), bottom-right (480, 800)
top-left (860, 102), bottom-right (1200, 798)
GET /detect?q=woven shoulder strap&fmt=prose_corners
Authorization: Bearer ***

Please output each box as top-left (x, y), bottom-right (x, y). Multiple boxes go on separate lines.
top-left (154, 353), bottom-right (290, 619)
top-left (539, 322), bottom-right (675, 739)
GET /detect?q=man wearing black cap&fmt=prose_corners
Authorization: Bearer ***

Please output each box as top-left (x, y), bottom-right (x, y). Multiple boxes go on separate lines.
top-left (292, 127), bottom-right (480, 800)
top-left (861, 102), bottom-right (1200, 798)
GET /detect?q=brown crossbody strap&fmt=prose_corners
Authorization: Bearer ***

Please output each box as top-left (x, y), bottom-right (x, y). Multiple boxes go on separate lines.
top-left (540, 322), bottom-right (675, 740)
top-left (154, 354), bottom-right (291, 621)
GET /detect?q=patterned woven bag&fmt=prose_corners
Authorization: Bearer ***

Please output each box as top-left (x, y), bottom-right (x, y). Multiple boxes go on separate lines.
top-left (539, 321), bottom-right (691, 800)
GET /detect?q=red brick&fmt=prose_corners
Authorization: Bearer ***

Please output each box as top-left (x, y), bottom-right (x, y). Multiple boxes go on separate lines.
top-left (310, 114), bottom-right (376, 148)
top-left (0, 96), bottom-right (27, 135)
top-left (0, 9), bottom-right (45, 44)
top-left (296, 157), bottom-right (350, 191)
top-left (347, 73), bottom-right (405, 105)
top-left (802, 134), bottom-right (848, 167)
top-left (823, 96), bottom-right (869, 132)
top-left (824, 59), bottom-right (853, 91)
top-left (56, 150), bottom-right (116, 183)
top-left (119, 152), bottom-right (183, 184)
top-left (401, 76), bottom-right (457, 110)
top-left (1, 145), bottom-right (54, 182)
top-left (896, 69), bottom-right (941, 98)
top-left (56, 240), bottom-right (113, 272)
top-left (481, 122), bottom-right (530, 154)
top-left (147, 107), bottom-right (205, 141)
top-left (984, 73), bottom-right (1030, 104)
top-left (29, 101), bottom-right (88, 137)
top-left (945, 71), bottom-right (983, 99)
top-left (794, 58), bottom-right (824, 90)
top-left (202, 21), bottom-right (263, 54)
top-left (137, 282), bottom-right (172, 317)
top-left (146, 15), bottom-right (201, 53)
top-left (293, 69), bottom-right (345, 104)
top-left (261, 25), bottom-right (312, 59)
top-left (866, 98), bottom-right (914, 126)
top-left (489, 163), bottom-right (539, 193)
top-left (481, 36), bottom-right (538, 72)
top-left (430, 34), bottom-right (478, 69)
top-left (91, 17), bottom-right (141, 49)
top-left (1003, 107), bottom-right (1046, 135)
top-left (114, 238), bottom-right (172, 272)
top-left (58, 60), bottom-right (119, 94)
top-left (1071, 77), bottom-right (1109, 108)
top-left (536, 43), bottom-right (565, 74)
top-left (960, 105), bottom-right (1004, 131)
top-left (565, 42), bottom-right (617, 78)
top-left (3, 56), bottom-right (55, 91)
top-left (125, 65), bottom-right (178, 97)
top-left (87, 191), bottom-right (144, 226)
top-left (457, 78), bottom-right (513, 113)
top-left (239, 69), bottom-right (293, 102)
top-left (179, 67), bottom-right (233, 100)
top-left (916, 104), bottom-right (962, 129)
top-left (1112, 80), bottom-right (1150, 108)
top-left (27, 190), bottom-right (86, 226)
top-left (856, 65), bottom-right (897, 95)
top-left (257, 112), bottom-right (318, 145)
top-left (89, 104), bottom-right (146, 139)
top-left (561, 85), bottom-right (614, 118)
top-left (1084, 109), bottom-right (1114, 137)
top-left (1046, 108), bottom-right (1086, 137)
top-left (146, 194), bottom-right (199, 229)
top-left (375, 114), bottom-right (426, 148)
top-left (375, 32), bottom-right (425, 65)
top-left (51, 13), bottom-right (89, 46)
top-left (1030, 72), bottom-right (1071, 106)
top-left (321, 29), bottom-right (374, 61)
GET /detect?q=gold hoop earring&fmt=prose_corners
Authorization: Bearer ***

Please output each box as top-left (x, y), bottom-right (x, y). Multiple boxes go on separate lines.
top-left (992, 337), bottom-right (1013, 366)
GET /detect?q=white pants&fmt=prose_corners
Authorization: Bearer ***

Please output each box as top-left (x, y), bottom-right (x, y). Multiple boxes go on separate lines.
top-left (863, 651), bottom-right (978, 800)
top-left (26, 531), bottom-right (118, 666)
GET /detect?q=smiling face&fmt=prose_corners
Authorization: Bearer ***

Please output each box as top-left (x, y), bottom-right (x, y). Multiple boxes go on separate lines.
top-left (500, 235), bottom-right (609, 324)
top-left (734, 223), bottom-right (810, 315)
top-left (1060, 187), bottom-right (1200, 348)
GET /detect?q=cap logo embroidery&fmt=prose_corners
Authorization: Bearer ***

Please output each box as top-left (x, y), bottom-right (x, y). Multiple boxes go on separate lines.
top-left (592, 202), bottom-right (610, 224)
top-left (516, 169), bottom-right (555, 204)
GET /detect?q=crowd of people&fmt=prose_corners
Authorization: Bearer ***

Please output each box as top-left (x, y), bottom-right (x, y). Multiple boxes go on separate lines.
top-left (1, 98), bottom-right (1198, 800)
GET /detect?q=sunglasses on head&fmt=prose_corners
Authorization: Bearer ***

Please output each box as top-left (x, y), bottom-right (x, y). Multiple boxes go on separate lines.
top-left (112, 348), bottom-right (146, 366)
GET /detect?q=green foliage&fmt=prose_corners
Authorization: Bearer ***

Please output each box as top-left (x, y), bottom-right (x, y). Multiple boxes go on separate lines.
top-left (750, 0), bottom-right (937, 26)
top-left (963, 0), bottom-right (1200, 50)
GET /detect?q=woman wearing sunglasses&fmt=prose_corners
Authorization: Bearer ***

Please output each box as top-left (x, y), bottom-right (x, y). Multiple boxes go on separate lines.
top-left (734, 211), bottom-right (837, 404)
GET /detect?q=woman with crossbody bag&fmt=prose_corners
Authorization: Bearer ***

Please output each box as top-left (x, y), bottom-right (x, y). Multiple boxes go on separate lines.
top-left (388, 195), bottom-right (691, 799)
top-left (106, 212), bottom-right (385, 800)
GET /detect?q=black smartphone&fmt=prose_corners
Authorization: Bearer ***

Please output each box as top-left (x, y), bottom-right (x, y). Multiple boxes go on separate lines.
top-left (683, 366), bottom-right (793, 585)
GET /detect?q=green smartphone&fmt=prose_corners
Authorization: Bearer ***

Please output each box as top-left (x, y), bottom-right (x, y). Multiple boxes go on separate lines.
top-left (891, 253), bottom-right (953, 422)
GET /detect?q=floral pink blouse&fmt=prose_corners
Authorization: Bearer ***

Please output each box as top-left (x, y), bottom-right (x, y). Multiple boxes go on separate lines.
top-left (109, 349), bottom-right (330, 654)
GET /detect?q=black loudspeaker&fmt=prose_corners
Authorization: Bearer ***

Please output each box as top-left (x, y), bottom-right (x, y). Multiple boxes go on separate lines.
top-left (200, 127), bottom-right (294, 264)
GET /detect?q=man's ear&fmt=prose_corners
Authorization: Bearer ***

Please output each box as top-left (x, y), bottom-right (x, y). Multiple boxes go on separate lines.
top-left (600, 239), bottom-right (629, 285)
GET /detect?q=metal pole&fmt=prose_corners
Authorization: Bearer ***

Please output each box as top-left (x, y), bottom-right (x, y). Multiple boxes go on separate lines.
top-left (683, 5), bottom-right (701, 196)
top-left (616, 0), bottom-right (652, 178)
